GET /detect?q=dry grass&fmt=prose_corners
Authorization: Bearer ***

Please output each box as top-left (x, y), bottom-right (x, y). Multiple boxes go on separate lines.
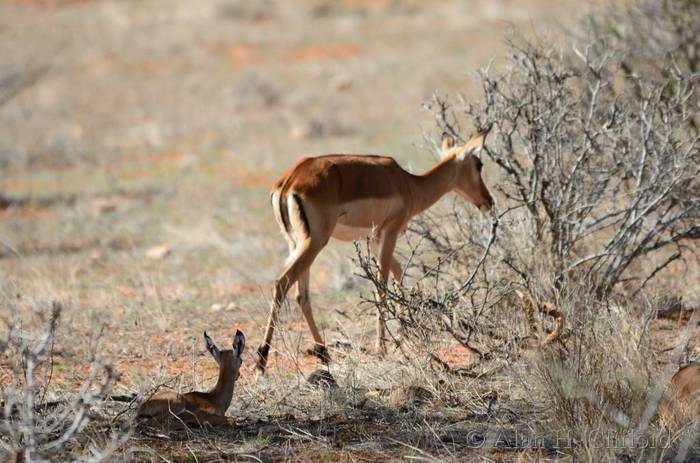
top-left (1, 0), bottom-right (699, 461)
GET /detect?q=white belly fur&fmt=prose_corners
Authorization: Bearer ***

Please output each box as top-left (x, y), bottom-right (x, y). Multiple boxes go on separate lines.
top-left (332, 223), bottom-right (374, 241)
top-left (331, 197), bottom-right (402, 242)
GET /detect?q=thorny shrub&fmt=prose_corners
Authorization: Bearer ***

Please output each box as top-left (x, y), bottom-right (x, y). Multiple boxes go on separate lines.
top-left (0, 301), bottom-right (129, 462)
top-left (357, 0), bottom-right (699, 459)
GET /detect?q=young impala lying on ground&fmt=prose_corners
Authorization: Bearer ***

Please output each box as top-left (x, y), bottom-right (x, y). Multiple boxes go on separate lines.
top-left (138, 330), bottom-right (245, 427)
top-left (660, 363), bottom-right (700, 427)
top-left (256, 128), bottom-right (495, 373)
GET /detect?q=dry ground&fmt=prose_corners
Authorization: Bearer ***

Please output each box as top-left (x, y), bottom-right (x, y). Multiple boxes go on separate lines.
top-left (4, 0), bottom-right (698, 461)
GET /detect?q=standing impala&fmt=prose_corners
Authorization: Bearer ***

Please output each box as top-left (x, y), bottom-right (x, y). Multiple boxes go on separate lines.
top-left (256, 128), bottom-right (494, 373)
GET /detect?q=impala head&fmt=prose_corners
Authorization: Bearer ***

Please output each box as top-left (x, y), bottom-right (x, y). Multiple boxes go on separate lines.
top-left (204, 330), bottom-right (246, 380)
top-left (441, 126), bottom-right (494, 212)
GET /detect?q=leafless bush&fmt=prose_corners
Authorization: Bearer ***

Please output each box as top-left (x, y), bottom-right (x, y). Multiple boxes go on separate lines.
top-left (586, 0), bottom-right (699, 83)
top-left (354, 1), bottom-right (698, 458)
top-left (356, 7), bottom-right (698, 373)
top-left (0, 301), bottom-right (129, 462)
top-left (432, 33), bottom-right (697, 298)
top-left (354, 227), bottom-right (527, 373)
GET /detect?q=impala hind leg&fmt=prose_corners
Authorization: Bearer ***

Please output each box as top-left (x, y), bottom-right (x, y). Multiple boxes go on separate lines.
top-left (256, 239), bottom-right (323, 373)
top-left (296, 269), bottom-right (329, 363)
top-left (178, 410), bottom-right (236, 429)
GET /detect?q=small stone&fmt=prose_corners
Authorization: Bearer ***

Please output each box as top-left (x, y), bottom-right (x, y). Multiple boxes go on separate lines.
top-left (289, 120), bottom-right (323, 140)
top-left (331, 75), bottom-right (352, 92)
top-left (145, 244), bottom-right (170, 260)
top-left (307, 369), bottom-right (337, 389)
top-left (91, 198), bottom-right (118, 216)
top-left (289, 124), bottom-right (308, 140)
top-left (388, 385), bottom-right (435, 408)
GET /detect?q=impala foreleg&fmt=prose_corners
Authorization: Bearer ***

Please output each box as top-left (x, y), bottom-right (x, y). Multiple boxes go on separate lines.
top-left (374, 229), bottom-right (400, 355)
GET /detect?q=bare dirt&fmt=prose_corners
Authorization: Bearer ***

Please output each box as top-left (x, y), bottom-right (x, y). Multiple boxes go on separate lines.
top-left (7, 0), bottom-right (694, 461)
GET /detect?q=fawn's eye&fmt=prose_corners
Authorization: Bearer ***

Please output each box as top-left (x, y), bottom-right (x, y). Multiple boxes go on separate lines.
top-left (475, 158), bottom-right (483, 171)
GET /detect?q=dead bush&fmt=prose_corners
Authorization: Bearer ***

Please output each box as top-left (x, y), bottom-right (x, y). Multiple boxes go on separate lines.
top-left (430, 33), bottom-right (698, 297)
top-left (355, 0), bottom-right (699, 459)
top-left (586, 0), bottom-right (700, 84)
top-left (0, 300), bottom-right (130, 462)
top-left (518, 300), bottom-right (659, 461)
top-left (358, 27), bottom-right (697, 374)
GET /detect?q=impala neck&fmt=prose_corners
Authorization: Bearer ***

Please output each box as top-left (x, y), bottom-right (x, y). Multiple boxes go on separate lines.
top-left (210, 358), bottom-right (236, 413)
top-left (410, 155), bottom-right (459, 214)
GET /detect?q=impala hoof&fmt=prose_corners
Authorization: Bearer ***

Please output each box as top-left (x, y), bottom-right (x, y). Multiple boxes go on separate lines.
top-left (255, 345), bottom-right (270, 373)
top-left (306, 344), bottom-right (330, 364)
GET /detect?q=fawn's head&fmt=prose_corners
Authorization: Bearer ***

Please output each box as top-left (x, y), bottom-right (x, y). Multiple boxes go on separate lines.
top-left (204, 330), bottom-right (246, 380)
top-left (441, 126), bottom-right (494, 212)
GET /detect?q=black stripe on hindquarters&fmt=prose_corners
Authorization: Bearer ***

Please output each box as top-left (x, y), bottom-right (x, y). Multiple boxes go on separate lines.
top-left (292, 194), bottom-right (310, 237)
top-left (277, 192), bottom-right (291, 233)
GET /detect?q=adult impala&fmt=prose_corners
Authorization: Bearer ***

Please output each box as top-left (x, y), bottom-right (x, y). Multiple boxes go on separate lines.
top-left (256, 128), bottom-right (494, 373)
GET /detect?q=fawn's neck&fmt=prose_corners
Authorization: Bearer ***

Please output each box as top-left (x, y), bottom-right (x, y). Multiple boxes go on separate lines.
top-left (209, 360), bottom-right (235, 414)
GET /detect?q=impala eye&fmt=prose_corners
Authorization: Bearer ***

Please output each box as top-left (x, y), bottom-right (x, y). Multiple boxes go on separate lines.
top-left (475, 158), bottom-right (483, 171)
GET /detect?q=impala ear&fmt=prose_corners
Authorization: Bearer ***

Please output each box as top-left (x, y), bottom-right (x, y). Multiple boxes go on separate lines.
top-left (232, 329), bottom-right (246, 358)
top-left (441, 133), bottom-right (456, 153)
top-left (232, 329), bottom-right (246, 370)
top-left (204, 331), bottom-right (221, 364)
top-left (457, 127), bottom-right (489, 161)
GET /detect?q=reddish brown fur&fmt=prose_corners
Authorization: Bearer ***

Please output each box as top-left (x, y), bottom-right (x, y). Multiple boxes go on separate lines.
top-left (257, 130), bottom-right (494, 373)
top-left (660, 363), bottom-right (700, 427)
top-left (138, 331), bottom-right (245, 428)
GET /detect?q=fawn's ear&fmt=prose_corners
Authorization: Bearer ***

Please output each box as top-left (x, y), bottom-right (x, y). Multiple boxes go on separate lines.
top-left (232, 329), bottom-right (246, 359)
top-left (204, 331), bottom-right (221, 364)
top-left (441, 133), bottom-right (456, 154)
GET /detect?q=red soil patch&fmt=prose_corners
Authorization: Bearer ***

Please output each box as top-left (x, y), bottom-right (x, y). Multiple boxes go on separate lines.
top-left (212, 282), bottom-right (262, 299)
top-left (436, 342), bottom-right (478, 370)
top-left (240, 172), bottom-right (272, 188)
top-left (207, 41), bottom-right (259, 68)
top-left (103, 152), bottom-right (186, 180)
top-left (286, 44), bottom-right (363, 64)
top-left (312, 268), bottom-right (333, 291)
top-left (0, 180), bottom-right (26, 192)
top-left (0, 178), bottom-right (62, 193)
top-left (0, 206), bottom-right (52, 221)
top-left (111, 320), bottom-right (324, 388)
top-left (127, 59), bottom-right (178, 78)
top-left (0, 152), bottom-right (186, 195)
top-left (201, 162), bottom-right (273, 188)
